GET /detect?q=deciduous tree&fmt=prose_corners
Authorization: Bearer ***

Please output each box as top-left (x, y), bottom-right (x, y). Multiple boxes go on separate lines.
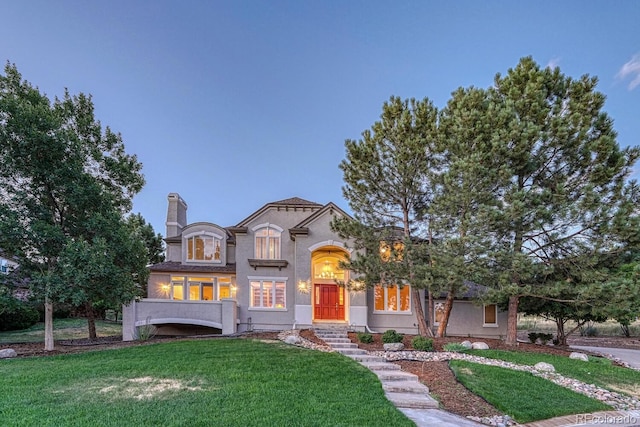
top-left (0, 63), bottom-right (145, 349)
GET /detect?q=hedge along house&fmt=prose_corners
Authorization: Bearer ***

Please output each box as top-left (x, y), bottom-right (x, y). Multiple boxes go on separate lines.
top-left (122, 193), bottom-right (507, 340)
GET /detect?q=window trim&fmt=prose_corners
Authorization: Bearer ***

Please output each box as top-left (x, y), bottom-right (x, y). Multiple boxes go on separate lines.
top-left (169, 276), bottom-right (234, 301)
top-left (373, 284), bottom-right (412, 314)
top-left (483, 303), bottom-right (498, 327)
top-left (252, 223), bottom-right (283, 260)
top-left (248, 276), bottom-right (288, 311)
top-left (184, 231), bottom-right (223, 264)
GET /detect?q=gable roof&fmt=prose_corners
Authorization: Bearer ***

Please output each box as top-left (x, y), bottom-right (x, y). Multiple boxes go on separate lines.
top-left (271, 197), bottom-right (322, 207)
top-left (235, 196), bottom-right (323, 227)
top-left (293, 202), bottom-right (351, 228)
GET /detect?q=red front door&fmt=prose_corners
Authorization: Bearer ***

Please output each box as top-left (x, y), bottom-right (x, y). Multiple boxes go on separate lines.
top-left (314, 284), bottom-right (345, 320)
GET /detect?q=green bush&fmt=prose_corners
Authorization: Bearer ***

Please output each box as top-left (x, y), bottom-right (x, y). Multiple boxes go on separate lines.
top-left (411, 336), bottom-right (434, 351)
top-left (443, 342), bottom-right (469, 352)
top-left (538, 333), bottom-right (553, 345)
top-left (582, 326), bottom-right (599, 337)
top-left (382, 329), bottom-right (404, 343)
top-left (528, 332), bottom-right (553, 344)
top-left (357, 332), bottom-right (373, 343)
top-left (0, 296), bottom-right (39, 331)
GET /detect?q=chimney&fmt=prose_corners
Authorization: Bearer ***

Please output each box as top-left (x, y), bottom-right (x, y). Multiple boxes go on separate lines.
top-left (166, 193), bottom-right (187, 237)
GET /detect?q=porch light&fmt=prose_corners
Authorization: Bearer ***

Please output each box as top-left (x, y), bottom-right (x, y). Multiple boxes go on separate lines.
top-left (160, 283), bottom-right (171, 296)
top-left (297, 279), bottom-right (310, 293)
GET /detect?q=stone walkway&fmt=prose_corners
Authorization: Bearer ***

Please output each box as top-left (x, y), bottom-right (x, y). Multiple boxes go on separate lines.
top-left (282, 329), bottom-right (640, 426)
top-left (313, 329), bottom-right (482, 427)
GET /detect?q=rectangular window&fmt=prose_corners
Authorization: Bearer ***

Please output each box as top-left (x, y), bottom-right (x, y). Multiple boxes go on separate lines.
top-left (484, 304), bottom-right (497, 326)
top-left (374, 284), bottom-right (411, 312)
top-left (173, 283), bottom-right (184, 300)
top-left (171, 276), bottom-right (234, 301)
top-left (202, 283), bottom-right (214, 300)
top-left (250, 278), bottom-right (287, 309)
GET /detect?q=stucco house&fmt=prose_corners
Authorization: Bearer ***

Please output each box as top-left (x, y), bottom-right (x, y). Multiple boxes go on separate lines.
top-left (122, 193), bottom-right (506, 340)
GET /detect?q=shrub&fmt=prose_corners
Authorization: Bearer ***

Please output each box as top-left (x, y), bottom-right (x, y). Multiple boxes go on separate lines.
top-left (538, 333), bottom-right (553, 345)
top-left (582, 326), bottom-right (599, 337)
top-left (411, 336), bottom-right (434, 351)
top-left (357, 332), bottom-right (373, 343)
top-left (382, 329), bottom-right (404, 343)
top-left (528, 332), bottom-right (539, 343)
top-left (443, 342), bottom-right (469, 353)
top-left (0, 296), bottom-right (39, 331)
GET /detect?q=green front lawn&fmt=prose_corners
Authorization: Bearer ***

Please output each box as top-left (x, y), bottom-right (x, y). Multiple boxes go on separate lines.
top-left (0, 339), bottom-right (412, 427)
top-left (468, 349), bottom-right (640, 398)
top-left (0, 318), bottom-right (122, 343)
top-left (450, 360), bottom-right (611, 423)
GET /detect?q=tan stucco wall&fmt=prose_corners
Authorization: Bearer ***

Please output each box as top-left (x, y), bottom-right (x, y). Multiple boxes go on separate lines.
top-left (433, 299), bottom-right (508, 338)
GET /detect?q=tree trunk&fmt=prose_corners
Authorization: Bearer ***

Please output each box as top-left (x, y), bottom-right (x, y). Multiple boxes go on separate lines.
top-left (505, 295), bottom-right (519, 346)
top-left (86, 301), bottom-right (97, 340)
top-left (44, 299), bottom-right (55, 351)
top-left (427, 290), bottom-right (433, 335)
top-left (436, 291), bottom-right (455, 337)
top-left (555, 316), bottom-right (567, 346)
top-left (413, 288), bottom-right (432, 337)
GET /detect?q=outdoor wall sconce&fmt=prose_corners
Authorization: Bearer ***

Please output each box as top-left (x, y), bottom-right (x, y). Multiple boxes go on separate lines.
top-left (297, 279), bottom-right (310, 293)
top-left (160, 283), bottom-right (171, 296)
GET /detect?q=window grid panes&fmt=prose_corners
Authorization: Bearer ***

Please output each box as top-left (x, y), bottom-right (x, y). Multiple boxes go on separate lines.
top-left (255, 227), bottom-right (281, 259)
top-left (186, 235), bottom-right (221, 262)
top-left (250, 279), bottom-right (286, 309)
top-left (374, 284), bottom-right (410, 312)
top-left (170, 276), bottom-right (233, 301)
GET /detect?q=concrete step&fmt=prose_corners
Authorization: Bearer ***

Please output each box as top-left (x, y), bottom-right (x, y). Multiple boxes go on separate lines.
top-left (348, 354), bottom-right (386, 363)
top-left (360, 362), bottom-right (401, 371)
top-left (319, 337), bottom-right (351, 343)
top-left (315, 333), bottom-right (348, 339)
top-left (334, 348), bottom-right (367, 356)
top-left (327, 343), bottom-right (358, 349)
top-left (385, 391), bottom-right (439, 409)
top-left (375, 370), bottom-right (419, 382)
top-left (382, 380), bottom-right (430, 394)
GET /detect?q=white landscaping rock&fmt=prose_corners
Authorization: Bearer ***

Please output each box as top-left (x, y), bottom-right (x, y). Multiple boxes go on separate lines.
top-left (284, 335), bottom-right (302, 345)
top-left (0, 349), bottom-right (17, 359)
top-left (569, 352), bottom-right (590, 362)
top-left (471, 342), bottom-right (489, 350)
top-left (534, 362), bottom-right (555, 372)
top-left (460, 340), bottom-right (472, 349)
top-left (383, 343), bottom-right (405, 351)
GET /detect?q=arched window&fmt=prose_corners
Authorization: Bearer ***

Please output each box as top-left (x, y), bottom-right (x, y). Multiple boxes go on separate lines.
top-left (185, 232), bottom-right (222, 263)
top-left (254, 224), bottom-right (282, 259)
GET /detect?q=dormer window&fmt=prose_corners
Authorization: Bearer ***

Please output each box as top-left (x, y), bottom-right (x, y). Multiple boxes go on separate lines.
top-left (185, 231), bottom-right (223, 263)
top-left (254, 224), bottom-right (282, 260)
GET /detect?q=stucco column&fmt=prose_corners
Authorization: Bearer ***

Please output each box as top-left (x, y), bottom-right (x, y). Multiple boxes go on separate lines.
top-left (122, 300), bottom-right (136, 341)
top-left (221, 299), bottom-right (237, 335)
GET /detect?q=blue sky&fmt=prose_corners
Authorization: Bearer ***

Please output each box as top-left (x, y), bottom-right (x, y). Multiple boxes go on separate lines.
top-left (1, 1), bottom-right (639, 236)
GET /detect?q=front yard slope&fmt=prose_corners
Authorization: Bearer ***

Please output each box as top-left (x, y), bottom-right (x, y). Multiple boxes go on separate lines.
top-left (0, 339), bottom-right (413, 427)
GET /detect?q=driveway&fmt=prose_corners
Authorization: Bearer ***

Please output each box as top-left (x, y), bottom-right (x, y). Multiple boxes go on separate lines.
top-left (571, 345), bottom-right (640, 369)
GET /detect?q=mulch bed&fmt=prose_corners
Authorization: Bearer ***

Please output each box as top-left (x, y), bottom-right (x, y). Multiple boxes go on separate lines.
top-left (396, 360), bottom-right (502, 419)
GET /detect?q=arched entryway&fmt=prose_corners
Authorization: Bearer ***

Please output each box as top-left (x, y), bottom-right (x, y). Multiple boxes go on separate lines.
top-left (311, 248), bottom-right (349, 322)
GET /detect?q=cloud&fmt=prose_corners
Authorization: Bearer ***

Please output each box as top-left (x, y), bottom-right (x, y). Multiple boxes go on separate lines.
top-left (617, 53), bottom-right (640, 90)
top-left (546, 57), bottom-right (561, 69)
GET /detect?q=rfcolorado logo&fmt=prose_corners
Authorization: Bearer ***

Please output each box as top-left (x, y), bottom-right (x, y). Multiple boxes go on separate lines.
top-left (575, 413), bottom-right (639, 425)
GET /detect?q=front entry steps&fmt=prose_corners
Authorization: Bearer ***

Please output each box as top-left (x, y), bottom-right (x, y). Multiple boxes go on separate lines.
top-left (314, 328), bottom-right (438, 410)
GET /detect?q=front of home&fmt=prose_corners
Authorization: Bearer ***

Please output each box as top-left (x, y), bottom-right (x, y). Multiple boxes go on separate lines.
top-left (122, 193), bottom-right (506, 340)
